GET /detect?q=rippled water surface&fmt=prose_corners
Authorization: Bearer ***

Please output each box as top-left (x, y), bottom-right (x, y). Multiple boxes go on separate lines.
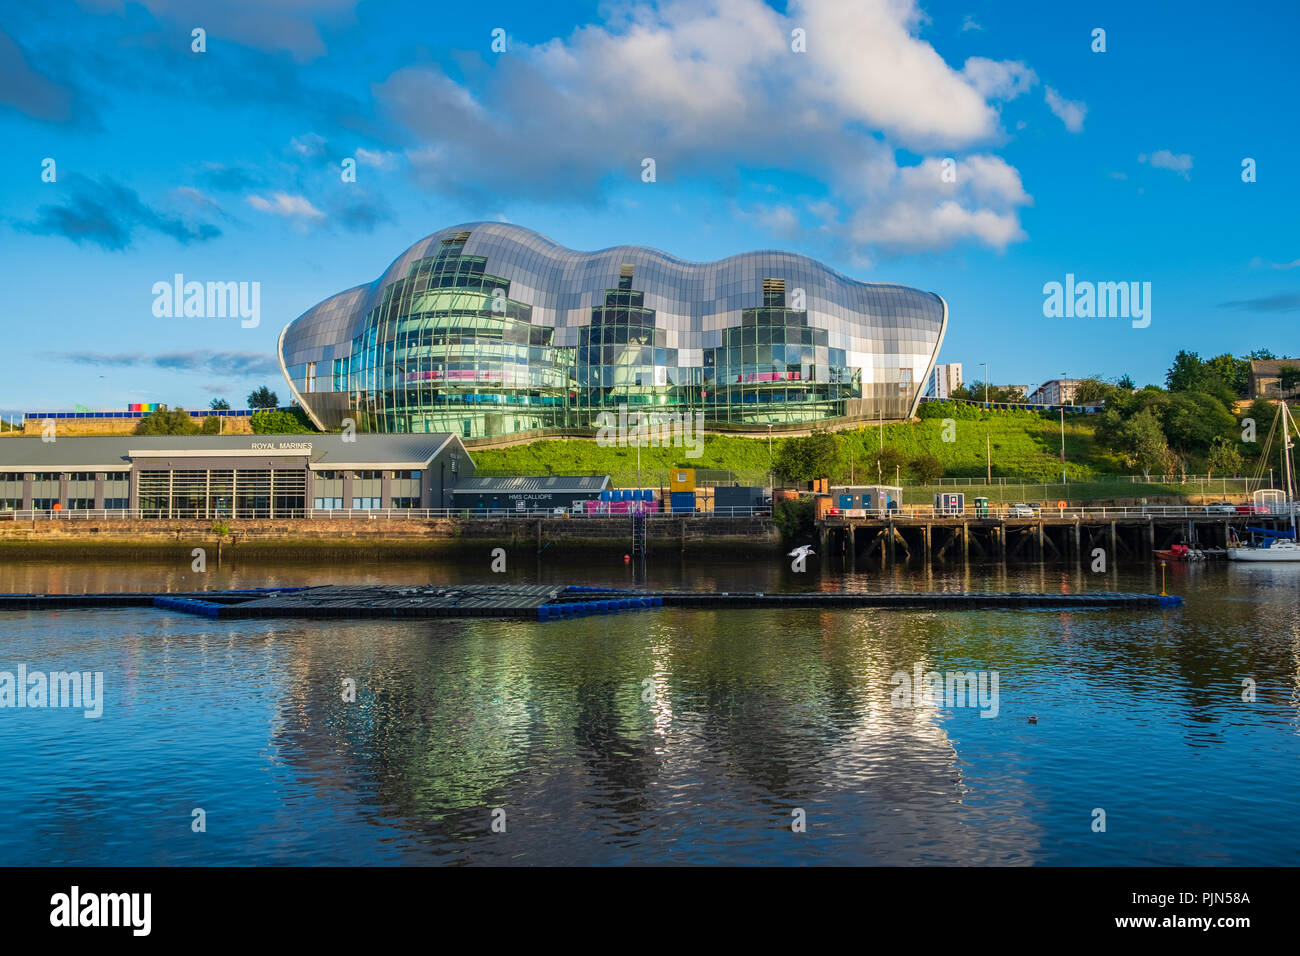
top-left (1, 556), bottom-right (1297, 865)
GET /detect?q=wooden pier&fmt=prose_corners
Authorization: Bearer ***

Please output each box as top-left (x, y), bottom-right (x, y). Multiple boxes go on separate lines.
top-left (0, 583), bottom-right (1182, 619)
top-left (817, 512), bottom-right (1283, 567)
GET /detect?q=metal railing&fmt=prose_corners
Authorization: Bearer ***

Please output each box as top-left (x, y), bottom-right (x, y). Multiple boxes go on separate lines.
top-left (0, 506), bottom-right (773, 521)
top-left (824, 502), bottom-right (1298, 520)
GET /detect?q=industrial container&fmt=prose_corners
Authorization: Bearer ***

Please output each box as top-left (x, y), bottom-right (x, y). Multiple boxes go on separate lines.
top-left (714, 485), bottom-right (764, 514)
top-left (669, 491), bottom-right (696, 514)
top-left (934, 492), bottom-right (965, 515)
top-left (669, 468), bottom-right (696, 492)
top-left (813, 494), bottom-right (835, 519)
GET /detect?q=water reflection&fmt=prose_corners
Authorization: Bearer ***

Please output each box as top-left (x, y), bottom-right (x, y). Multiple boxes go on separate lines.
top-left (1, 558), bottom-right (1298, 864)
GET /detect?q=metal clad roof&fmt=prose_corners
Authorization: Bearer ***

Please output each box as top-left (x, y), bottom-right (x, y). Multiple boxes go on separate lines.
top-left (452, 475), bottom-right (610, 493)
top-left (0, 434), bottom-right (463, 469)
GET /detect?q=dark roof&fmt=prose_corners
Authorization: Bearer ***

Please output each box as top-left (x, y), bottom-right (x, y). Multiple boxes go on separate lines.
top-left (453, 475), bottom-right (610, 493)
top-left (0, 434), bottom-right (466, 469)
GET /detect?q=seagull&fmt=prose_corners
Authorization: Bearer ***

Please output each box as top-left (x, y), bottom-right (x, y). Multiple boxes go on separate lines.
top-left (787, 544), bottom-right (816, 559)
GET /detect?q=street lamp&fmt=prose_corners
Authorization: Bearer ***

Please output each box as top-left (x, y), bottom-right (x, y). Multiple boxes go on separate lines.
top-left (1060, 370), bottom-right (1068, 485)
top-left (981, 361), bottom-right (991, 485)
top-left (767, 423), bottom-right (774, 492)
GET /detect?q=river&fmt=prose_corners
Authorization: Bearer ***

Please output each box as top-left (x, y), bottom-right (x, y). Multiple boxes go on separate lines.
top-left (1, 555), bottom-right (1296, 865)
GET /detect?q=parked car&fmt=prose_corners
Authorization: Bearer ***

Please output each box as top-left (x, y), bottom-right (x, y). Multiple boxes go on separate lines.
top-left (1008, 503), bottom-right (1037, 517)
top-left (1203, 502), bottom-right (1237, 514)
top-left (1235, 503), bottom-right (1272, 515)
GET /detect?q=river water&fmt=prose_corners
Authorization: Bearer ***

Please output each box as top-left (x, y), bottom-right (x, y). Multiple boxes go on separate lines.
top-left (1, 555), bottom-right (1297, 865)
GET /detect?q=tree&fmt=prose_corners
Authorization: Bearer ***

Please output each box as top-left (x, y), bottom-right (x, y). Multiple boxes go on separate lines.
top-left (876, 444), bottom-right (907, 479)
top-left (134, 407), bottom-right (199, 435)
top-left (1277, 364), bottom-right (1300, 395)
top-left (209, 397), bottom-right (230, 410)
top-left (250, 408), bottom-right (316, 434)
top-left (200, 416), bottom-right (221, 434)
top-left (1206, 435), bottom-right (1243, 479)
top-left (1073, 377), bottom-right (1118, 405)
top-left (1119, 408), bottom-right (1169, 479)
top-left (1116, 374), bottom-right (1136, 390)
top-left (1165, 350), bottom-right (1206, 393)
top-left (909, 453), bottom-right (944, 484)
top-left (247, 386), bottom-right (279, 409)
top-left (1162, 391), bottom-right (1236, 456)
top-left (1205, 353), bottom-right (1250, 397)
top-left (773, 431), bottom-right (842, 483)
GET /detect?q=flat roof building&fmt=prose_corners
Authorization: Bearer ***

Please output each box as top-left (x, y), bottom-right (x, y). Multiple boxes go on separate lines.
top-left (0, 434), bottom-right (474, 517)
top-left (450, 475), bottom-right (611, 512)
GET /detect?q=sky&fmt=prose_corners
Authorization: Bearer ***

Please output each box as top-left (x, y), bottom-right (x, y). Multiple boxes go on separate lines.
top-left (1, 0), bottom-right (1297, 418)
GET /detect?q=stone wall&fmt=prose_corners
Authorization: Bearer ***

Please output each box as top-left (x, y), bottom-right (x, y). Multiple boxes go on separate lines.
top-left (20, 416), bottom-right (254, 436)
top-left (0, 514), bottom-right (782, 558)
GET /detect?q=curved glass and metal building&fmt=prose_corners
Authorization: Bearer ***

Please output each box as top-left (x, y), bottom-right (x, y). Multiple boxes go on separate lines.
top-left (279, 223), bottom-right (947, 437)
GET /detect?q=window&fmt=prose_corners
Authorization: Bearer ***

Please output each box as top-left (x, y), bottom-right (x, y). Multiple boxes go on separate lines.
top-left (102, 498), bottom-right (128, 510)
top-left (68, 472), bottom-right (97, 482)
top-left (0, 498), bottom-right (20, 511)
top-left (65, 498), bottom-right (95, 510)
top-left (313, 497), bottom-right (344, 510)
top-left (390, 497), bottom-right (419, 509)
top-left (33, 473), bottom-right (60, 482)
top-left (31, 498), bottom-right (56, 510)
top-left (351, 497), bottom-right (381, 510)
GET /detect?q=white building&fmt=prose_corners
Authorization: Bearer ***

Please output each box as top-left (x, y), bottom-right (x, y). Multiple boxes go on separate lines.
top-left (924, 363), bottom-right (963, 399)
top-left (1028, 379), bottom-right (1083, 405)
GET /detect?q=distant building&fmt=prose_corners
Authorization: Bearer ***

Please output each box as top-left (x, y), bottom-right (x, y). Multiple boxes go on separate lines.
top-left (1028, 379), bottom-right (1083, 405)
top-left (1249, 358), bottom-right (1300, 399)
top-left (924, 363), bottom-right (963, 399)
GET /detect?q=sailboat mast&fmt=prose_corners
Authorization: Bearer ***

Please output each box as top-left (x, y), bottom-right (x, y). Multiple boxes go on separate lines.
top-left (1284, 401), bottom-right (1296, 531)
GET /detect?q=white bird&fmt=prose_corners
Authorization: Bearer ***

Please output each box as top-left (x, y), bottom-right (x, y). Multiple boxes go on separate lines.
top-left (787, 545), bottom-right (816, 559)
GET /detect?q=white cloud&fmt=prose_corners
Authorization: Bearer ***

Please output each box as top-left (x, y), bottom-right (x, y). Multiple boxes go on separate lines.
top-left (962, 57), bottom-right (1036, 100)
top-left (374, 0), bottom-right (1037, 257)
top-left (1139, 149), bottom-right (1193, 180)
top-left (245, 192), bottom-right (325, 220)
top-left (961, 15), bottom-right (983, 32)
top-left (1044, 86), bottom-right (1086, 132)
top-left (354, 147), bottom-right (397, 168)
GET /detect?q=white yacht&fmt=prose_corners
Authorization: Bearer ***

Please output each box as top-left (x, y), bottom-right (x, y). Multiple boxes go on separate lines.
top-left (1228, 402), bottom-right (1300, 562)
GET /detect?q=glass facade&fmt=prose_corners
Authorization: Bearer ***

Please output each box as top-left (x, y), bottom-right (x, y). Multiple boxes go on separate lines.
top-left (279, 223), bottom-right (947, 438)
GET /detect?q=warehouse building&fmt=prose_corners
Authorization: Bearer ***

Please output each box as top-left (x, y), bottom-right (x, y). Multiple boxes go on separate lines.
top-left (449, 475), bottom-right (611, 513)
top-left (0, 434), bottom-right (474, 516)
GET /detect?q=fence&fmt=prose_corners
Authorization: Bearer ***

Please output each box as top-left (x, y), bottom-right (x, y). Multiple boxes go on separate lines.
top-left (0, 506), bottom-right (773, 522)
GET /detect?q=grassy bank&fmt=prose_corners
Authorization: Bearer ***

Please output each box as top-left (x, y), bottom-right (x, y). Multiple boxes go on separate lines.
top-left (472, 409), bottom-right (1125, 486)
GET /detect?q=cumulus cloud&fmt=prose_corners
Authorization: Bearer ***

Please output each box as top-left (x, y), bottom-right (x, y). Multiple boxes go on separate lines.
top-left (962, 57), bottom-right (1037, 100)
top-left (1218, 293), bottom-right (1300, 313)
top-left (16, 174), bottom-right (221, 250)
top-left (1044, 86), bottom-right (1086, 132)
top-left (1139, 149), bottom-right (1193, 180)
top-left (0, 26), bottom-right (79, 123)
top-left (78, 0), bottom-right (362, 62)
top-left (375, 0), bottom-right (1035, 257)
top-left (49, 350), bottom-right (280, 377)
top-left (246, 192), bottom-right (325, 221)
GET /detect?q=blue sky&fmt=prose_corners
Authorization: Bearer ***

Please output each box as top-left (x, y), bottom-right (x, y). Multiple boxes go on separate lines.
top-left (1, 0), bottom-right (1296, 418)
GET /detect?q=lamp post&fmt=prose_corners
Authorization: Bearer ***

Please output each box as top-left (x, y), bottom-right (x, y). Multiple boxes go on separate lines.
top-left (1060, 371), bottom-right (1067, 485)
top-left (767, 423), bottom-right (774, 492)
top-left (981, 362), bottom-right (991, 485)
